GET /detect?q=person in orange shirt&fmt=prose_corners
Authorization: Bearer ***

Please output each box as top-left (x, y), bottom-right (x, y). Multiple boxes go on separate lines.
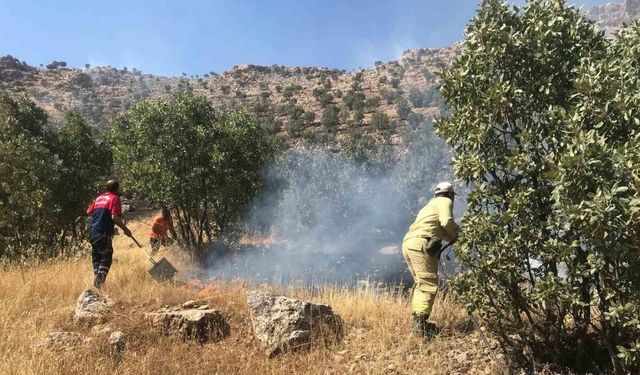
top-left (149, 208), bottom-right (177, 255)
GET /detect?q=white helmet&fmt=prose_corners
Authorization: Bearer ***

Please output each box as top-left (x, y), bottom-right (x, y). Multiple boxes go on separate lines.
top-left (434, 181), bottom-right (455, 195)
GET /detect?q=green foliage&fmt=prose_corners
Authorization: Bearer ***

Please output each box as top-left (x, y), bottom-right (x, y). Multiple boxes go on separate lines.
top-left (339, 132), bottom-right (383, 170)
top-left (365, 96), bottom-right (381, 109)
top-left (342, 90), bottom-right (365, 111)
top-left (312, 87), bottom-right (334, 107)
top-left (437, 1), bottom-right (640, 372)
top-left (371, 111), bottom-right (390, 132)
top-left (380, 89), bottom-right (401, 104)
top-left (109, 92), bottom-right (274, 260)
top-left (409, 88), bottom-right (427, 108)
top-left (283, 84), bottom-right (302, 99)
top-left (396, 97), bottom-right (411, 120)
top-left (287, 104), bottom-right (305, 120)
top-left (0, 94), bottom-right (110, 260)
top-left (321, 104), bottom-right (340, 132)
top-left (407, 112), bottom-right (425, 128)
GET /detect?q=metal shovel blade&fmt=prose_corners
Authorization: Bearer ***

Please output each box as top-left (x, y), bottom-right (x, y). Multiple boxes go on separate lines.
top-left (148, 257), bottom-right (177, 281)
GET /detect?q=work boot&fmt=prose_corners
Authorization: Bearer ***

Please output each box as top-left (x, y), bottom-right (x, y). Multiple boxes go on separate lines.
top-left (411, 314), bottom-right (440, 338)
top-left (94, 271), bottom-right (107, 289)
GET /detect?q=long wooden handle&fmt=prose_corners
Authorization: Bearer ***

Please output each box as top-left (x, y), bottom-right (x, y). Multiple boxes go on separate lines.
top-left (129, 235), bottom-right (143, 248)
top-left (129, 235), bottom-right (157, 265)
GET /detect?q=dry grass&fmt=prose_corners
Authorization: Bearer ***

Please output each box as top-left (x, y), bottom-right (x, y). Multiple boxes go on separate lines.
top-left (0, 219), bottom-right (501, 375)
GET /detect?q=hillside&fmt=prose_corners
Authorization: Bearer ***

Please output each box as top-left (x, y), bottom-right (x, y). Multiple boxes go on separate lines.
top-left (0, 0), bottom-right (638, 149)
top-left (0, 46), bottom-right (458, 149)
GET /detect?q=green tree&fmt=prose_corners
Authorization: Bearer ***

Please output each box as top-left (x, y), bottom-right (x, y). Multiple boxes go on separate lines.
top-left (109, 92), bottom-right (274, 260)
top-left (321, 104), bottom-right (339, 132)
top-left (0, 94), bottom-right (110, 260)
top-left (371, 111), bottom-right (390, 132)
top-left (437, 0), bottom-right (639, 372)
top-left (396, 98), bottom-right (411, 120)
top-left (54, 111), bottom-right (112, 245)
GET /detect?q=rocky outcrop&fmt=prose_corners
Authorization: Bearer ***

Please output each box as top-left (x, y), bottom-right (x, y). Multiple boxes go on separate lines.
top-left (145, 301), bottom-right (230, 343)
top-left (586, 0), bottom-right (640, 35)
top-left (108, 331), bottom-right (126, 354)
top-left (246, 290), bottom-right (343, 357)
top-left (73, 290), bottom-right (111, 326)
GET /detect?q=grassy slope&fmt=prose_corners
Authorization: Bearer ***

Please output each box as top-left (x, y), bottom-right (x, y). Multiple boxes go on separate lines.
top-left (0, 217), bottom-right (499, 375)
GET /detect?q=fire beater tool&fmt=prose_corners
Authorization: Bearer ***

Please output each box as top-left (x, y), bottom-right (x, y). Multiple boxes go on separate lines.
top-left (129, 235), bottom-right (178, 281)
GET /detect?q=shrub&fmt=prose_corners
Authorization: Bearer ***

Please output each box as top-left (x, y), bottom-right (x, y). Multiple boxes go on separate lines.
top-left (437, 1), bottom-right (640, 372)
top-left (365, 96), bottom-right (381, 109)
top-left (342, 90), bottom-right (365, 111)
top-left (396, 98), bottom-right (411, 120)
top-left (46, 61), bottom-right (67, 69)
top-left (407, 112), bottom-right (425, 128)
top-left (409, 88), bottom-right (427, 108)
top-left (321, 104), bottom-right (339, 131)
top-left (371, 111), bottom-right (390, 131)
top-left (380, 89), bottom-right (400, 104)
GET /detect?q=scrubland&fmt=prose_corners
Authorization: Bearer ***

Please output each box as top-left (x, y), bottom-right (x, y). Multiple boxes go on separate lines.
top-left (0, 219), bottom-right (502, 375)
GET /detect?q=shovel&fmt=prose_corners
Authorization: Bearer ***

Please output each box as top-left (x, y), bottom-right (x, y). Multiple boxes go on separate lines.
top-left (129, 235), bottom-right (178, 281)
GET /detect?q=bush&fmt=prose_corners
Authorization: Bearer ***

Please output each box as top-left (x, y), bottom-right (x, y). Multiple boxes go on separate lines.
top-left (312, 87), bottom-right (333, 107)
top-left (407, 112), bottom-right (425, 128)
top-left (285, 119), bottom-right (304, 137)
top-left (371, 111), bottom-right (390, 131)
top-left (409, 88), bottom-right (427, 108)
top-left (46, 61), bottom-right (67, 69)
top-left (437, 1), bottom-right (640, 372)
top-left (110, 92), bottom-right (274, 260)
top-left (380, 89), bottom-right (400, 104)
top-left (301, 111), bottom-right (316, 124)
top-left (321, 105), bottom-right (339, 131)
top-left (283, 84), bottom-right (302, 99)
top-left (286, 105), bottom-right (305, 120)
top-left (365, 96), bottom-right (381, 109)
top-left (342, 90), bottom-right (365, 111)
top-left (396, 98), bottom-right (411, 120)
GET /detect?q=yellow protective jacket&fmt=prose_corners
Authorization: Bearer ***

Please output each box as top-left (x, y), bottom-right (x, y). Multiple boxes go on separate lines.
top-left (403, 196), bottom-right (460, 243)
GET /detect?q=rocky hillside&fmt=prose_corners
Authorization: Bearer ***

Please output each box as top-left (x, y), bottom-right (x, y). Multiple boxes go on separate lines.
top-left (0, 46), bottom-right (458, 149)
top-left (0, 0), bottom-right (637, 148)
top-left (585, 0), bottom-right (640, 35)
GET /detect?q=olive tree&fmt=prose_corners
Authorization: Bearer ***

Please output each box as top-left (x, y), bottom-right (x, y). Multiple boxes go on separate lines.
top-left (0, 94), bottom-right (110, 260)
top-left (109, 92), bottom-right (274, 260)
top-left (437, 0), bottom-right (639, 373)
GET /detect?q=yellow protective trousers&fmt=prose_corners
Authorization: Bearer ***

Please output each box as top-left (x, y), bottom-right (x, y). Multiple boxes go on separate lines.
top-left (402, 237), bottom-right (439, 316)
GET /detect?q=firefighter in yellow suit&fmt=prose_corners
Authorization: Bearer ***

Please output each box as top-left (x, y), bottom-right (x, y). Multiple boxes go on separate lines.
top-left (402, 182), bottom-right (460, 337)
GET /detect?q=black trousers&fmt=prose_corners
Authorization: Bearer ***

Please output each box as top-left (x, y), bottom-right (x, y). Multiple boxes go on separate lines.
top-left (89, 228), bottom-right (113, 277)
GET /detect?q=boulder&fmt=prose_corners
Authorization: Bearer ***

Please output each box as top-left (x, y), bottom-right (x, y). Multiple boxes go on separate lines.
top-left (145, 302), bottom-right (230, 343)
top-left (108, 331), bottom-right (126, 353)
top-left (246, 290), bottom-right (343, 357)
top-left (74, 289), bottom-right (111, 326)
top-left (33, 331), bottom-right (92, 350)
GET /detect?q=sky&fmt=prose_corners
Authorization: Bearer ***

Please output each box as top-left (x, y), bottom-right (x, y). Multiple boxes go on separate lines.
top-left (0, 0), bottom-right (611, 77)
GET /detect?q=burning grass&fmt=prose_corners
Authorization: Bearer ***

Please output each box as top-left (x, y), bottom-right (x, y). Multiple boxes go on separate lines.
top-left (0, 220), bottom-right (502, 375)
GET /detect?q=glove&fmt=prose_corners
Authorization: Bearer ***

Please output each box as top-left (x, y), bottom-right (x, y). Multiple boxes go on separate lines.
top-left (425, 238), bottom-right (442, 257)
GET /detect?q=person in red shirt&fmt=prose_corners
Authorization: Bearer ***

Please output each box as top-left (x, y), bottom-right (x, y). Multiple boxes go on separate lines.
top-left (86, 179), bottom-right (132, 288)
top-left (149, 208), bottom-right (177, 255)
